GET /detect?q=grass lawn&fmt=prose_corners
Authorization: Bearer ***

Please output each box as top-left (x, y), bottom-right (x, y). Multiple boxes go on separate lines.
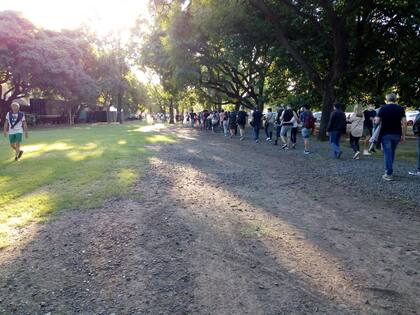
top-left (0, 122), bottom-right (175, 249)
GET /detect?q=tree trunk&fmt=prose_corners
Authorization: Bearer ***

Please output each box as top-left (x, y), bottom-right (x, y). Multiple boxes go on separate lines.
top-left (169, 98), bottom-right (175, 124)
top-left (117, 91), bottom-right (123, 124)
top-left (0, 99), bottom-right (12, 128)
top-left (318, 84), bottom-right (335, 141)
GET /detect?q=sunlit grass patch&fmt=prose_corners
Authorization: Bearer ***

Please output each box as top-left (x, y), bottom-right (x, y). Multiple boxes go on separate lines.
top-left (240, 221), bottom-right (275, 238)
top-left (0, 122), bottom-right (175, 248)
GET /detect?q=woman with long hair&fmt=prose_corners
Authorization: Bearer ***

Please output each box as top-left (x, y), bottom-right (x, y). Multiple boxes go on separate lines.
top-left (349, 104), bottom-right (365, 159)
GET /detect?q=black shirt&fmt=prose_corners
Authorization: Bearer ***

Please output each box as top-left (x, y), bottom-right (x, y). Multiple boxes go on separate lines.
top-left (327, 109), bottom-right (347, 133)
top-left (377, 104), bottom-right (405, 136)
top-left (363, 109), bottom-right (376, 129)
top-left (252, 110), bottom-right (263, 126)
top-left (237, 111), bottom-right (247, 125)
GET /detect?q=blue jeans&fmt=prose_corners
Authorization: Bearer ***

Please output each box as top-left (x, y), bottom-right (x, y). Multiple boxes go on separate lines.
top-left (417, 137), bottom-right (420, 171)
top-left (381, 134), bottom-right (401, 175)
top-left (253, 124), bottom-right (261, 140)
top-left (329, 131), bottom-right (341, 158)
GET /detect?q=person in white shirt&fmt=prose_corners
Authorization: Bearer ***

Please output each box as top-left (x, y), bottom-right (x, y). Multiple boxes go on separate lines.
top-left (3, 102), bottom-right (28, 161)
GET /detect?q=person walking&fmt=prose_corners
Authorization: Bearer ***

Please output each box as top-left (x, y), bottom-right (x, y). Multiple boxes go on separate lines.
top-left (237, 106), bottom-right (248, 141)
top-left (189, 110), bottom-right (196, 128)
top-left (409, 111), bottom-right (420, 176)
top-left (228, 109), bottom-right (238, 138)
top-left (291, 108), bottom-right (300, 149)
top-left (348, 104), bottom-right (365, 160)
top-left (222, 110), bottom-right (229, 137)
top-left (3, 102), bottom-right (29, 161)
top-left (264, 108), bottom-right (275, 142)
top-left (375, 93), bottom-right (407, 181)
top-left (327, 103), bottom-right (347, 159)
top-left (273, 105), bottom-right (284, 145)
top-left (211, 110), bottom-right (220, 133)
top-left (363, 104), bottom-right (376, 155)
top-left (251, 107), bottom-right (263, 143)
top-left (300, 104), bottom-right (315, 154)
top-left (280, 105), bottom-right (297, 150)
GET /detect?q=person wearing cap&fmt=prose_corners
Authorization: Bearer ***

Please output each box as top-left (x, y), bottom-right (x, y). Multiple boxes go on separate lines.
top-left (3, 102), bottom-right (29, 161)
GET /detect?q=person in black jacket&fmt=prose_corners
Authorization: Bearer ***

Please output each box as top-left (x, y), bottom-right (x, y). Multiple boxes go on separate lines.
top-left (327, 103), bottom-right (347, 159)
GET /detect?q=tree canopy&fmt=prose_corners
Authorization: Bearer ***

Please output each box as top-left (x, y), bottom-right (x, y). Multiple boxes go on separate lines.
top-left (140, 0), bottom-right (419, 137)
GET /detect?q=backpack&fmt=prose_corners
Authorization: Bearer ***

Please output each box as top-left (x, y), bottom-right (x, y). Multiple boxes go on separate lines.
top-left (413, 113), bottom-right (420, 135)
top-left (303, 111), bottom-right (316, 129)
top-left (8, 111), bottom-right (24, 129)
top-left (282, 109), bottom-right (294, 125)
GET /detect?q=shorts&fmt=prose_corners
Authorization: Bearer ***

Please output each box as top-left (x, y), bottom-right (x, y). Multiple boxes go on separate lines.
top-left (9, 133), bottom-right (23, 144)
top-left (281, 125), bottom-right (293, 138)
top-left (301, 128), bottom-right (311, 139)
top-left (238, 124), bottom-right (245, 129)
top-left (363, 127), bottom-right (372, 137)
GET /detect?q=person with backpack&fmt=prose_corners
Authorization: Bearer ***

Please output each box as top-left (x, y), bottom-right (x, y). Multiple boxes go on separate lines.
top-left (3, 102), bottom-right (28, 161)
top-left (327, 103), bottom-right (347, 159)
top-left (408, 110), bottom-right (420, 176)
top-left (264, 108), bottom-right (276, 142)
top-left (251, 107), bottom-right (263, 143)
top-left (237, 106), bottom-right (248, 141)
top-left (300, 104), bottom-right (315, 154)
top-left (280, 104), bottom-right (298, 150)
top-left (375, 93), bottom-right (407, 181)
top-left (348, 104), bottom-right (365, 160)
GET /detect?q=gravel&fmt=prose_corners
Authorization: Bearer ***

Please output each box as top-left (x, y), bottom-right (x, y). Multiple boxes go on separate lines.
top-left (197, 126), bottom-right (420, 209)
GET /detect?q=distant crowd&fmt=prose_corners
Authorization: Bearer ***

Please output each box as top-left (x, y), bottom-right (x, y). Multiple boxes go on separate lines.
top-left (184, 93), bottom-right (420, 181)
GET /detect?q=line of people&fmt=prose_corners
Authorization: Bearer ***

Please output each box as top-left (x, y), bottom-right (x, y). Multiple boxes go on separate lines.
top-left (186, 93), bottom-right (420, 181)
top-left (188, 104), bottom-right (317, 155)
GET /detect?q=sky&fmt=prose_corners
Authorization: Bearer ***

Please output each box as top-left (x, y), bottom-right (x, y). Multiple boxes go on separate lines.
top-left (0, 0), bottom-right (150, 35)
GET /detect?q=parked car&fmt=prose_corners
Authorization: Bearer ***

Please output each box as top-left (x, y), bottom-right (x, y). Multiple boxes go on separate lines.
top-left (313, 111), bottom-right (322, 122)
top-left (406, 110), bottom-right (419, 126)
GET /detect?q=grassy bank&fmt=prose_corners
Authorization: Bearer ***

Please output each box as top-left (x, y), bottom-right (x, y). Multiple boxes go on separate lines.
top-left (0, 122), bottom-right (174, 248)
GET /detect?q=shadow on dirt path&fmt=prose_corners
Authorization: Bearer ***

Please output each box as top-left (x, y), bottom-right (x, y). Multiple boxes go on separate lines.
top-left (0, 126), bottom-right (419, 314)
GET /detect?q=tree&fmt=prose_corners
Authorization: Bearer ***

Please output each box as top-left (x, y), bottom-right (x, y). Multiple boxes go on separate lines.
top-left (0, 11), bottom-right (98, 123)
top-left (248, 0), bottom-right (420, 138)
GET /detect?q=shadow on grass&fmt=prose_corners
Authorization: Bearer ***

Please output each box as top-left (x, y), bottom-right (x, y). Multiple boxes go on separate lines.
top-left (0, 122), bottom-right (175, 248)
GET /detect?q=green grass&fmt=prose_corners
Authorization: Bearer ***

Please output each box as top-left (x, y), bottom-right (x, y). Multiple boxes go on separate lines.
top-left (0, 122), bottom-right (175, 249)
top-left (342, 138), bottom-right (418, 163)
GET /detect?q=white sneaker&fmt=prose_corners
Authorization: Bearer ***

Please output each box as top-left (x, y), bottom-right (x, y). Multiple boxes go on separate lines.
top-left (266, 137), bottom-right (270, 141)
top-left (363, 150), bottom-right (371, 156)
top-left (408, 170), bottom-right (420, 176)
top-left (382, 174), bottom-right (394, 181)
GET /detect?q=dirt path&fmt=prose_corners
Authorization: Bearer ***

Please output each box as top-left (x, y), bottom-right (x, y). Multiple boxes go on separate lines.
top-left (1, 126), bottom-right (419, 314)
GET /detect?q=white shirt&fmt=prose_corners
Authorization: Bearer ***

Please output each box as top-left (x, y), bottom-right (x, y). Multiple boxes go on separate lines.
top-left (6, 112), bottom-right (26, 135)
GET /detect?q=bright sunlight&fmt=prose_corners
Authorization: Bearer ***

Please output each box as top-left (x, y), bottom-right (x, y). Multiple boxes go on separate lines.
top-left (0, 0), bottom-right (150, 35)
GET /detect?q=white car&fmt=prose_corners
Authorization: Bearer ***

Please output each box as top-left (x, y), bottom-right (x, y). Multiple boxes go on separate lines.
top-left (406, 110), bottom-right (419, 126)
top-left (313, 111), bottom-right (322, 122)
